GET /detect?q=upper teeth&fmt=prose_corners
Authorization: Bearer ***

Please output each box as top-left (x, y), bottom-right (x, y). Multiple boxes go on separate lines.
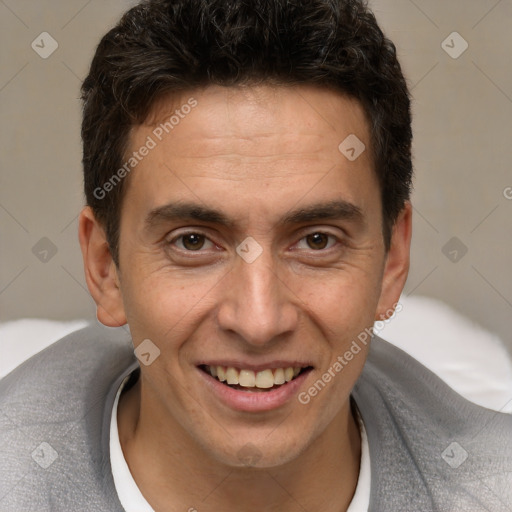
top-left (208, 365), bottom-right (302, 389)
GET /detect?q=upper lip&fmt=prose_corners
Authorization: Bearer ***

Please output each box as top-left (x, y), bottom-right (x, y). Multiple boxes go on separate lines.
top-left (197, 360), bottom-right (313, 372)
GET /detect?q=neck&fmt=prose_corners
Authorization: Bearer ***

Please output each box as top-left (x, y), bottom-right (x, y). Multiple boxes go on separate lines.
top-left (118, 377), bottom-right (361, 512)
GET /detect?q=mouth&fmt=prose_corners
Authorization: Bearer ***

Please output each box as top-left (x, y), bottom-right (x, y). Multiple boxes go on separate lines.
top-left (198, 364), bottom-right (313, 393)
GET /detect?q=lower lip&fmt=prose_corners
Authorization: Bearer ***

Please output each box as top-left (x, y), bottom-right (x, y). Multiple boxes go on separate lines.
top-left (197, 367), bottom-right (312, 412)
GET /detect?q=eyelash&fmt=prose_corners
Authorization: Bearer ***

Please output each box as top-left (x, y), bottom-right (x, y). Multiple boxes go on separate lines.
top-left (167, 230), bottom-right (341, 254)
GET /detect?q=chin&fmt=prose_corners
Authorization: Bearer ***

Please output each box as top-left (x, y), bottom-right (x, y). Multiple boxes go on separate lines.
top-left (207, 433), bottom-right (309, 470)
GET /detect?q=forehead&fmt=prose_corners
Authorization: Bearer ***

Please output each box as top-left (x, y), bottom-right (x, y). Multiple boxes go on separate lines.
top-left (122, 84), bottom-right (377, 223)
top-left (143, 85), bottom-right (370, 163)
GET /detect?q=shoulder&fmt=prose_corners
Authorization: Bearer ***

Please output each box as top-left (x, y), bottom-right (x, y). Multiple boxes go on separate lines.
top-left (354, 336), bottom-right (512, 511)
top-left (0, 323), bottom-right (134, 409)
top-left (0, 323), bottom-right (135, 510)
top-left (359, 335), bottom-right (511, 429)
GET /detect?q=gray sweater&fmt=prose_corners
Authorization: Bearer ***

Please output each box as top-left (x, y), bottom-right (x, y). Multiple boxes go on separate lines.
top-left (0, 324), bottom-right (510, 511)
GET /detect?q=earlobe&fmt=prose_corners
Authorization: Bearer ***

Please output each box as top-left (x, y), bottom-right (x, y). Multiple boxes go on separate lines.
top-left (78, 207), bottom-right (127, 327)
top-left (375, 202), bottom-right (412, 321)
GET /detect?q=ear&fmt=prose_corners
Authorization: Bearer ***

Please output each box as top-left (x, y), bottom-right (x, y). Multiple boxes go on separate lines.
top-left (375, 202), bottom-right (412, 321)
top-left (78, 206), bottom-right (127, 327)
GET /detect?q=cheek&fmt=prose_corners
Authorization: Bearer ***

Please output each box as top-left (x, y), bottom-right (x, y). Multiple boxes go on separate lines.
top-left (298, 268), bottom-right (382, 335)
top-left (120, 267), bottom-right (220, 342)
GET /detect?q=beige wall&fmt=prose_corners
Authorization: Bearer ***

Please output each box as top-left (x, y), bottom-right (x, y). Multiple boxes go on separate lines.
top-left (1, 1), bottom-right (511, 351)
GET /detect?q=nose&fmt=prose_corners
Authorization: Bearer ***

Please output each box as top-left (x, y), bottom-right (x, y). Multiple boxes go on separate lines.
top-left (216, 248), bottom-right (299, 347)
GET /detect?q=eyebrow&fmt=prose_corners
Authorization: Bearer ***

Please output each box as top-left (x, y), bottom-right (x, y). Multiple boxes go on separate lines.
top-left (280, 200), bottom-right (364, 225)
top-left (145, 202), bottom-right (234, 230)
top-left (144, 199), bottom-right (364, 231)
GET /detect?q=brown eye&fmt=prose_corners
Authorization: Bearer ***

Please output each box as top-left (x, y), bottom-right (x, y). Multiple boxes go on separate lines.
top-left (181, 233), bottom-right (206, 251)
top-left (306, 233), bottom-right (329, 250)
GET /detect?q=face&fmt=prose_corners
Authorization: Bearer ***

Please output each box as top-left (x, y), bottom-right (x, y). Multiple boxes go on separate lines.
top-left (80, 84), bottom-right (410, 469)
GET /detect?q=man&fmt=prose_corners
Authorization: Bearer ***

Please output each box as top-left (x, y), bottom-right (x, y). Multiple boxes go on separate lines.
top-left (1, 0), bottom-right (510, 511)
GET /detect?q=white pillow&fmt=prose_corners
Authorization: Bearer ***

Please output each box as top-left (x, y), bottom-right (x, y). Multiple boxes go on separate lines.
top-left (375, 295), bottom-right (512, 413)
